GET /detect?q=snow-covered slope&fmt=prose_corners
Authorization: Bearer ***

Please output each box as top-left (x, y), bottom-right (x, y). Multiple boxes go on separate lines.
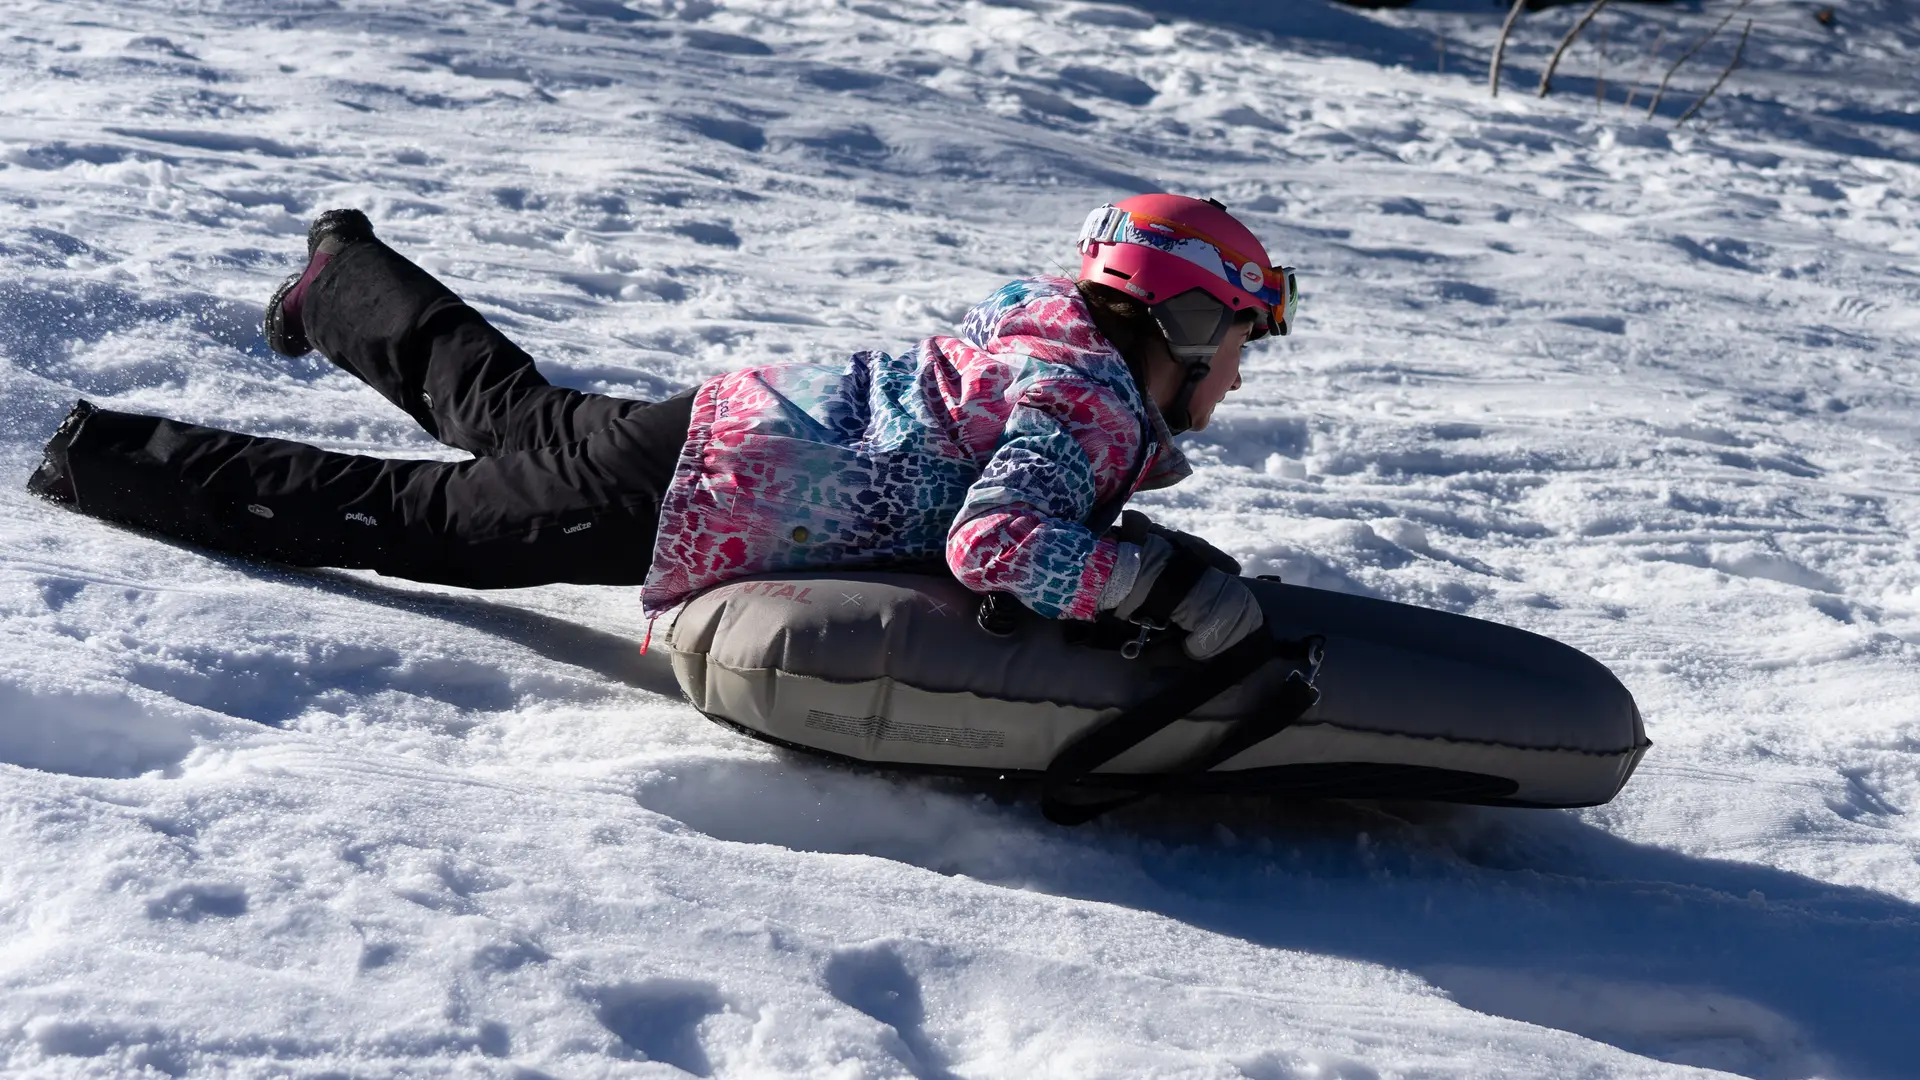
top-left (3, 1), bottom-right (1918, 1077)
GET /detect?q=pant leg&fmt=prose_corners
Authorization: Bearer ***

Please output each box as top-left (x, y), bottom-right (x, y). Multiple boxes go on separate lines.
top-left (302, 238), bottom-right (647, 456)
top-left (60, 394), bottom-right (694, 589)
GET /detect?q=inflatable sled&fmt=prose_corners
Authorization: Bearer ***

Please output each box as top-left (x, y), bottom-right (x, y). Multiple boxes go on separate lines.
top-left (660, 572), bottom-right (1648, 822)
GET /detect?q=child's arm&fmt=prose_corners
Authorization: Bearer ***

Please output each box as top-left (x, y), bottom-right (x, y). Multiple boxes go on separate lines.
top-left (944, 376), bottom-right (1142, 620)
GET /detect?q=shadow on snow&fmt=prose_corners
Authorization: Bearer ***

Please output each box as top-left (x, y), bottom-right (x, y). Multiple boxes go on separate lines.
top-left (287, 569), bottom-right (1918, 1080)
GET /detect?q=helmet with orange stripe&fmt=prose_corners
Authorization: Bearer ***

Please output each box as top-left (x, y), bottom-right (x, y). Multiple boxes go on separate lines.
top-left (1079, 193), bottom-right (1297, 350)
top-left (1078, 193), bottom-right (1297, 430)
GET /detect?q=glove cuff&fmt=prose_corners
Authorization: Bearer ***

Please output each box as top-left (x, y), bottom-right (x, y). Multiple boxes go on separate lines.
top-left (1098, 541), bottom-right (1146, 611)
top-left (1114, 534), bottom-right (1208, 626)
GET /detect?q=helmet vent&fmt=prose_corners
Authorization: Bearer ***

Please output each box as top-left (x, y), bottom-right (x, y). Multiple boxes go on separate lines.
top-left (1101, 266), bottom-right (1134, 281)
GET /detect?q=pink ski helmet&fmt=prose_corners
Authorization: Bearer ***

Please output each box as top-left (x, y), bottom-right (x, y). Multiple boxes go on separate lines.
top-left (1078, 194), bottom-right (1297, 358)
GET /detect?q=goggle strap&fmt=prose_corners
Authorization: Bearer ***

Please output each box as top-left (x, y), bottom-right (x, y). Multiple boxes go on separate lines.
top-left (1077, 205), bottom-right (1131, 251)
top-left (1119, 210), bottom-right (1262, 279)
top-left (1083, 205), bottom-right (1294, 318)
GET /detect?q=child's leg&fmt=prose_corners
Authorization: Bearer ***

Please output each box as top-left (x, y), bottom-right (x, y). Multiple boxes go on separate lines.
top-left (55, 394), bottom-right (692, 588)
top-left (296, 230), bottom-right (650, 457)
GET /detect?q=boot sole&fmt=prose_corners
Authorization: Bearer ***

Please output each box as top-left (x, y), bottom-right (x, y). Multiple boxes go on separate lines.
top-left (264, 272), bottom-right (310, 357)
top-left (265, 209), bottom-right (377, 358)
top-left (26, 399), bottom-right (97, 505)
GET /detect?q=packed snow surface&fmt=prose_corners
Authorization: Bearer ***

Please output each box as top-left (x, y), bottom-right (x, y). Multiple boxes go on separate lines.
top-left (3, 0), bottom-right (1919, 1076)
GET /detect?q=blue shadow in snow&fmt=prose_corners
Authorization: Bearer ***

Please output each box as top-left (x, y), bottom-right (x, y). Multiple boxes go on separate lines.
top-left (113, 550), bottom-right (1920, 1078)
top-left (1114, 0), bottom-right (1920, 169)
top-left (1085, 794), bottom-right (1920, 1080)
top-left (825, 944), bottom-right (961, 1080)
top-left (634, 748), bottom-right (1920, 1080)
top-left (1104, 0), bottom-right (1438, 64)
top-left (259, 567), bottom-right (681, 699)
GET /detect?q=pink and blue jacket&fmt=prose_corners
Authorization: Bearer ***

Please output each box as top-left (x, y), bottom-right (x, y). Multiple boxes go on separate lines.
top-left (641, 276), bottom-right (1190, 619)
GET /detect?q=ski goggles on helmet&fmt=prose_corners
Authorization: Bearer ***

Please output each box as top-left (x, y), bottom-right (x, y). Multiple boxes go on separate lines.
top-left (1077, 204), bottom-right (1300, 338)
top-left (1263, 265), bottom-right (1299, 340)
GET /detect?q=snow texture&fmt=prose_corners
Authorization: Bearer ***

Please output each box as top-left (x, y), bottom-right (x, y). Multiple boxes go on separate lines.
top-left (3, 0), bottom-right (1919, 1077)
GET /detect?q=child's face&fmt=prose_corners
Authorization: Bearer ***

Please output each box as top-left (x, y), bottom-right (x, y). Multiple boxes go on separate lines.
top-left (1182, 322), bottom-right (1250, 432)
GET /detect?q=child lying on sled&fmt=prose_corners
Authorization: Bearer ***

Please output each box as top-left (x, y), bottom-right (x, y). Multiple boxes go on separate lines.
top-left (27, 194), bottom-right (1299, 660)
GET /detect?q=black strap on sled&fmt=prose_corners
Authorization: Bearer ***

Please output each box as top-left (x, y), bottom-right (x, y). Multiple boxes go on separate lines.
top-left (1041, 632), bottom-right (1326, 825)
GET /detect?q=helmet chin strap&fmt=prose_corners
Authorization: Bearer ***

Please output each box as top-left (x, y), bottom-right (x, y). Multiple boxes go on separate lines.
top-left (1149, 294), bottom-right (1229, 433)
top-left (1163, 359), bottom-right (1211, 435)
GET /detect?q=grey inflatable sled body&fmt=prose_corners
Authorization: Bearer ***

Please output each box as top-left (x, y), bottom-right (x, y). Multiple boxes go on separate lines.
top-left (662, 572), bottom-right (1648, 812)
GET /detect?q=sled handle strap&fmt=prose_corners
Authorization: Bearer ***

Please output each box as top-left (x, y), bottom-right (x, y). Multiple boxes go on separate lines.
top-left (1041, 634), bottom-right (1324, 825)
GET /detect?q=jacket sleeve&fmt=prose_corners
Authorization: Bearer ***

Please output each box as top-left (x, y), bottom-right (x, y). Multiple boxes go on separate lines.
top-left (945, 376), bottom-right (1143, 620)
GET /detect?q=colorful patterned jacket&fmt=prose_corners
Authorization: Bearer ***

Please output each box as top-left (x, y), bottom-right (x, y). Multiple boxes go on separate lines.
top-left (640, 276), bottom-right (1190, 619)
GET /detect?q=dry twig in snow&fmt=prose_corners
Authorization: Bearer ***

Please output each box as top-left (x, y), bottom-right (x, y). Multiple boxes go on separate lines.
top-left (1622, 27), bottom-right (1665, 111)
top-left (1595, 21), bottom-right (1610, 106)
top-left (1490, 0), bottom-right (1529, 97)
top-left (1675, 18), bottom-right (1753, 127)
top-left (1647, 0), bottom-right (1751, 118)
top-left (1539, 0), bottom-right (1615, 98)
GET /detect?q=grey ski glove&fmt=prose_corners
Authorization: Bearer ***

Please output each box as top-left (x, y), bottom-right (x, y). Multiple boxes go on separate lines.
top-left (1112, 534), bottom-right (1266, 660)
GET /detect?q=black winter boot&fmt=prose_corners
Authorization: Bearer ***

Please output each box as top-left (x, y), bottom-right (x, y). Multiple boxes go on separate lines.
top-left (264, 208), bottom-right (377, 357)
top-left (26, 399), bottom-right (97, 506)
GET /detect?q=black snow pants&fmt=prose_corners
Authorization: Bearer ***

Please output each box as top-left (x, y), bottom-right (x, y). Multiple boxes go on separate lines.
top-left (59, 237), bottom-right (694, 588)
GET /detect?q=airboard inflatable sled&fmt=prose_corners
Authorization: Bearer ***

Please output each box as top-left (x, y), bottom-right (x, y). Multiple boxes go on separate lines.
top-left (662, 572), bottom-right (1648, 819)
